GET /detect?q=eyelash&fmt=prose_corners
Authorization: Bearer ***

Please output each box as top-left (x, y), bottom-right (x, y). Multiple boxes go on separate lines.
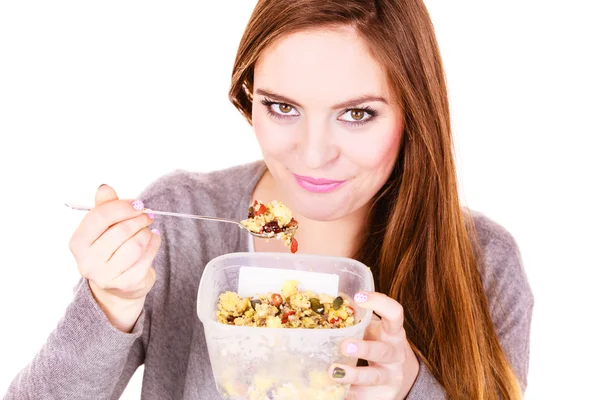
top-left (260, 98), bottom-right (378, 127)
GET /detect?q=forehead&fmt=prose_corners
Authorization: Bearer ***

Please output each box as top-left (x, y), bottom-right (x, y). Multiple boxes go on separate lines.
top-left (254, 26), bottom-right (390, 105)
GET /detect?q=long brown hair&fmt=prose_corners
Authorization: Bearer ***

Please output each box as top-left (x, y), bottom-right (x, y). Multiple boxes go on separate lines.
top-left (229, 1), bottom-right (522, 399)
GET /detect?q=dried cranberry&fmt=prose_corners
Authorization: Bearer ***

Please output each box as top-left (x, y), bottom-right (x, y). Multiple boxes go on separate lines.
top-left (281, 310), bottom-right (296, 323)
top-left (255, 204), bottom-right (267, 215)
top-left (290, 238), bottom-right (298, 253)
top-left (329, 316), bottom-right (341, 324)
top-left (263, 221), bottom-right (282, 234)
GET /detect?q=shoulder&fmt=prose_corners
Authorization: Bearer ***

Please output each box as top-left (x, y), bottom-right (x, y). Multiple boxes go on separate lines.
top-left (138, 160), bottom-right (266, 219)
top-left (464, 209), bottom-right (534, 314)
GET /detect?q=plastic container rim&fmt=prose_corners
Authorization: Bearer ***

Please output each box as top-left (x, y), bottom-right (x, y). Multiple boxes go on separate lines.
top-left (197, 251), bottom-right (375, 335)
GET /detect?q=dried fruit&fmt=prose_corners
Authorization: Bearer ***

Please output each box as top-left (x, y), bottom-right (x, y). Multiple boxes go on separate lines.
top-left (281, 310), bottom-right (296, 323)
top-left (290, 238), bottom-right (298, 253)
top-left (329, 317), bottom-right (341, 324)
top-left (263, 221), bottom-right (282, 234)
top-left (332, 296), bottom-right (343, 310)
top-left (250, 299), bottom-right (261, 310)
top-left (269, 293), bottom-right (283, 307)
top-left (255, 204), bottom-right (267, 215)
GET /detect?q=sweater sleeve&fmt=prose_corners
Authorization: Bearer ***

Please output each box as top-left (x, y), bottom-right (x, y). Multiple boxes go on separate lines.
top-left (1, 183), bottom-right (179, 400)
top-left (406, 213), bottom-right (534, 399)
top-left (3, 279), bottom-right (146, 400)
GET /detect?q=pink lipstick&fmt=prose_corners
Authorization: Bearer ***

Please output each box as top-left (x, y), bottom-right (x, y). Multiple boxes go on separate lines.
top-left (293, 173), bottom-right (347, 193)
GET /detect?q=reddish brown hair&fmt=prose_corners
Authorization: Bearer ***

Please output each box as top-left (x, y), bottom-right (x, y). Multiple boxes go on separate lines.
top-left (229, 1), bottom-right (522, 398)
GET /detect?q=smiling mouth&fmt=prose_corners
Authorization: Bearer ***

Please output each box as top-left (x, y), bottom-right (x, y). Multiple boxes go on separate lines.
top-left (292, 173), bottom-right (347, 193)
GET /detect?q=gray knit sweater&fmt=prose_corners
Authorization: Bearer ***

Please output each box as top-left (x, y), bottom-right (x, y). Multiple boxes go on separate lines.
top-left (4, 161), bottom-right (533, 399)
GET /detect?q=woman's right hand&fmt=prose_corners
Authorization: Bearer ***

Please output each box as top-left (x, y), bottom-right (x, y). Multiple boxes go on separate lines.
top-left (69, 184), bottom-right (161, 333)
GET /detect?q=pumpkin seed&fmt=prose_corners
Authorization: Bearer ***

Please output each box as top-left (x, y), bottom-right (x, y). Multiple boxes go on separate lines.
top-left (333, 296), bottom-right (343, 310)
top-left (309, 297), bottom-right (325, 314)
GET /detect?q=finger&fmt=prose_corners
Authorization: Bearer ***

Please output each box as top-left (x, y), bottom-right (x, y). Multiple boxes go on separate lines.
top-left (110, 263), bottom-right (157, 299)
top-left (95, 184), bottom-right (118, 206)
top-left (89, 213), bottom-right (154, 262)
top-left (354, 292), bottom-right (404, 336)
top-left (329, 363), bottom-right (390, 386)
top-left (103, 227), bottom-right (155, 278)
top-left (109, 232), bottom-right (160, 296)
top-left (72, 199), bottom-right (146, 250)
top-left (341, 338), bottom-right (403, 365)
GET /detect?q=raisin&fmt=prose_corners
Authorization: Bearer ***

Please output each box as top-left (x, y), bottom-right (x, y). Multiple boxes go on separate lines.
top-left (263, 221), bottom-right (282, 234)
top-left (250, 299), bottom-right (261, 310)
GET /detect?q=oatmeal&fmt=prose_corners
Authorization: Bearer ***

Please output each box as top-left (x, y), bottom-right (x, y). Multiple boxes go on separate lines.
top-left (240, 200), bottom-right (299, 253)
top-left (216, 280), bottom-right (356, 328)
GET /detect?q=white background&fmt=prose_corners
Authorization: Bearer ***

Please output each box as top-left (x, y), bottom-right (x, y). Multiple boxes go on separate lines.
top-left (1, 1), bottom-right (598, 398)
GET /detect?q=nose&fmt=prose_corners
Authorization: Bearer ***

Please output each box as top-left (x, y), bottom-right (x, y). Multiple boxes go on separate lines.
top-left (300, 119), bottom-right (339, 170)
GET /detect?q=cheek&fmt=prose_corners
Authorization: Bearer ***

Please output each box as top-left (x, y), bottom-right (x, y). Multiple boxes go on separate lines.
top-left (252, 111), bottom-right (297, 156)
top-left (343, 120), bottom-right (402, 171)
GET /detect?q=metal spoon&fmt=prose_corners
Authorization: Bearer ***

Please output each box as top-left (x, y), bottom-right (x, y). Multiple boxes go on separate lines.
top-left (64, 203), bottom-right (297, 239)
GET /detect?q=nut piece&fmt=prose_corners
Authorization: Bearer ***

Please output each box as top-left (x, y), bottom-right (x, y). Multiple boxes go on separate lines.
top-left (269, 293), bottom-right (283, 307)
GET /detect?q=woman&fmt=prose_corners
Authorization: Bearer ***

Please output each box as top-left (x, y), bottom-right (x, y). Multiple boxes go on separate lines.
top-left (5, 0), bottom-right (533, 399)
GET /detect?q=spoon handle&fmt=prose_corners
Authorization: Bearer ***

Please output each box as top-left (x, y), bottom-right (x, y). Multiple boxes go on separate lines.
top-left (64, 203), bottom-right (243, 227)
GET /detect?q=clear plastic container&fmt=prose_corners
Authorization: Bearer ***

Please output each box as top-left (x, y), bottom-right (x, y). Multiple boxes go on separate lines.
top-left (197, 252), bottom-right (375, 400)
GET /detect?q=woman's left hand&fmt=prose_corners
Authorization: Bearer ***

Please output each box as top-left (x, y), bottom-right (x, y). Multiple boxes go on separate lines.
top-left (329, 292), bottom-right (420, 400)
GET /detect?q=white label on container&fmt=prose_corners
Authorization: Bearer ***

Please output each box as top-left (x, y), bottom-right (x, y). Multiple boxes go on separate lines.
top-left (237, 267), bottom-right (339, 298)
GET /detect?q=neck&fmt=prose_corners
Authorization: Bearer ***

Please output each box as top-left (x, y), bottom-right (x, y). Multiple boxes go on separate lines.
top-left (252, 170), bottom-right (368, 257)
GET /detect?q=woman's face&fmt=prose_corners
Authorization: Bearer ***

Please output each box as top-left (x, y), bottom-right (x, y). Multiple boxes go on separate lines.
top-left (252, 26), bottom-right (403, 221)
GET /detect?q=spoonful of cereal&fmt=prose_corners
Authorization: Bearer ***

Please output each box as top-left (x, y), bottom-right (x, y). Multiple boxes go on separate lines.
top-left (64, 200), bottom-right (299, 252)
top-left (240, 200), bottom-right (299, 253)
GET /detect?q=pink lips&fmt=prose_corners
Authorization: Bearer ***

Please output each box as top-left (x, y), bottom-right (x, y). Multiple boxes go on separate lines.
top-left (293, 174), bottom-right (347, 193)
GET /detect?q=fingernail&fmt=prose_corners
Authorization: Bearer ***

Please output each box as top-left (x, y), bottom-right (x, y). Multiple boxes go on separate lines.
top-left (148, 213), bottom-right (156, 219)
top-left (132, 200), bottom-right (144, 210)
top-left (346, 342), bottom-right (358, 355)
top-left (98, 184), bottom-right (107, 190)
top-left (151, 228), bottom-right (160, 235)
top-left (354, 292), bottom-right (368, 303)
top-left (332, 367), bottom-right (345, 379)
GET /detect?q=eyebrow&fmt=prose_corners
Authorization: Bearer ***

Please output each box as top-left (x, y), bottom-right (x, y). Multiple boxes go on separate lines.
top-left (255, 88), bottom-right (388, 109)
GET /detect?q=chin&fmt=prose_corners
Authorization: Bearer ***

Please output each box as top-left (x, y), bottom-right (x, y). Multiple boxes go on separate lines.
top-left (293, 204), bottom-right (345, 222)
top-left (285, 186), bottom-right (356, 222)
